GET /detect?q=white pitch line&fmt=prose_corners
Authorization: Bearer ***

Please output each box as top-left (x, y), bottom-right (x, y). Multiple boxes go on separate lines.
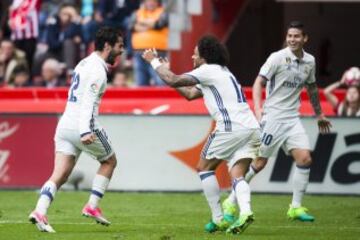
top-left (0, 220), bottom-right (359, 231)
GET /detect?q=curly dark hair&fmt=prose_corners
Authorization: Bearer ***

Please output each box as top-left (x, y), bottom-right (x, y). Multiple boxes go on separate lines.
top-left (95, 27), bottom-right (122, 51)
top-left (197, 35), bottom-right (229, 67)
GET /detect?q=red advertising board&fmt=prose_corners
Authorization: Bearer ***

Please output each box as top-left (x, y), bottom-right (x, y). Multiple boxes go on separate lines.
top-left (0, 115), bottom-right (58, 187)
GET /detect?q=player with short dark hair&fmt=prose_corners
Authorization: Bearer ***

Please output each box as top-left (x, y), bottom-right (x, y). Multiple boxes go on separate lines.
top-left (28, 27), bottom-right (124, 233)
top-left (223, 21), bottom-right (332, 222)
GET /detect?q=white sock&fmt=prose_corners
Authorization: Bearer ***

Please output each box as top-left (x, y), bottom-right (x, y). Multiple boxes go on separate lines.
top-left (199, 171), bottom-right (223, 223)
top-left (244, 164), bottom-right (257, 183)
top-left (291, 165), bottom-right (310, 208)
top-left (226, 189), bottom-right (237, 204)
top-left (234, 178), bottom-right (252, 215)
top-left (88, 174), bottom-right (110, 209)
top-left (35, 181), bottom-right (57, 215)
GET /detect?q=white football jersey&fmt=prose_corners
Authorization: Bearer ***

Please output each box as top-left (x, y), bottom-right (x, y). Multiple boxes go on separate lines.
top-left (185, 64), bottom-right (259, 132)
top-left (259, 47), bottom-right (316, 121)
top-left (57, 52), bottom-right (108, 136)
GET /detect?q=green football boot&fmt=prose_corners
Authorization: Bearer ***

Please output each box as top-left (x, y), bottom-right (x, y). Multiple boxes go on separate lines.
top-left (204, 216), bottom-right (233, 233)
top-left (226, 213), bottom-right (254, 234)
top-left (287, 205), bottom-right (315, 222)
top-left (222, 198), bottom-right (238, 220)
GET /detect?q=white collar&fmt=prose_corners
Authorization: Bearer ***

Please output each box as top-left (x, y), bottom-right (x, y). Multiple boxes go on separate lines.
top-left (286, 47), bottom-right (305, 62)
top-left (92, 52), bottom-right (109, 72)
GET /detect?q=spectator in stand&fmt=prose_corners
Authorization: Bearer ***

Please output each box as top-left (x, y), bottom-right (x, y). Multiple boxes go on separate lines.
top-left (111, 69), bottom-right (131, 87)
top-left (38, 58), bottom-right (66, 88)
top-left (8, 65), bottom-right (30, 87)
top-left (324, 71), bottom-right (360, 117)
top-left (0, 1), bottom-right (12, 40)
top-left (0, 38), bottom-right (28, 86)
top-left (130, 0), bottom-right (168, 86)
top-left (44, 3), bottom-right (82, 69)
top-left (37, 0), bottom-right (62, 43)
top-left (80, 0), bottom-right (95, 47)
top-left (8, 0), bottom-right (41, 69)
top-left (94, 0), bottom-right (140, 64)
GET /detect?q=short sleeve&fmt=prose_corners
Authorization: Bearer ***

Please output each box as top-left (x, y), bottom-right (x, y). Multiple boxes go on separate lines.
top-left (259, 53), bottom-right (278, 81)
top-left (184, 65), bottom-right (212, 85)
top-left (195, 83), bottom-right (202, 91)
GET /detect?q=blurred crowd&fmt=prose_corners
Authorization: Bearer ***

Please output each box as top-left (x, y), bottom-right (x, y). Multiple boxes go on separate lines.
top-left (0, 0), bottom-right (359, 117)
top-left (0, 0), bottom-right (170, 88)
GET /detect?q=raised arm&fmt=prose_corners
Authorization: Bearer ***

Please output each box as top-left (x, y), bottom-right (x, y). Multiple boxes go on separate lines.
top-left (323, 81), bottom-right (342, 108)
top-left (252, 75), bottom-right (266, 121)
top-left (142, 49), bottom-right (199, 88)
top-left (305, 82), bottom-right (332, 133)
top-left (323, 73), bottom-right (346, 108)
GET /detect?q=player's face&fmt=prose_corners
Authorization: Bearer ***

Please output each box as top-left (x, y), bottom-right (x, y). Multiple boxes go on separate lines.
top-left (286, 28), bottom-right (307, 52)
top-left (106, 37), bottom-right (124, 64)
top-left (346, 86), bottom-right (359, 103)
top-left (191, 46), bottom-right (204, 69)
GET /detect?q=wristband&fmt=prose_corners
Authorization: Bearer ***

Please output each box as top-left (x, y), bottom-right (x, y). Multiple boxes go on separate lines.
top-left (150, 58), bottom-right (162, 69)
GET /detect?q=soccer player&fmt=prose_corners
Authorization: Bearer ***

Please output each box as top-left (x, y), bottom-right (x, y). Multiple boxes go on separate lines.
top-left (28, 27), bottom-right (124, 233)
top-left (223, 21), bottom-right (332, 222)
top-left (142, 36), bottom-right (260, 234)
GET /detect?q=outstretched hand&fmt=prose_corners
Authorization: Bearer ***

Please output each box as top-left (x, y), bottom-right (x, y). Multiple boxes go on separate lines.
top-left (142, 48), bottom-right (158, 63)
top-left (317, 114), bottom-right (332, 134)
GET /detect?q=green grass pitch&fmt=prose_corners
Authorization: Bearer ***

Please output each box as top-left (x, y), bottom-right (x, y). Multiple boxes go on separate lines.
top-left (0, 191), bottom-right (359, 240)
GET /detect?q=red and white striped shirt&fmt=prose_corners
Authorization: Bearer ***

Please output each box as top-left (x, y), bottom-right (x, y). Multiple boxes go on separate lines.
top-left (9, 0), bottom-right (41, 40)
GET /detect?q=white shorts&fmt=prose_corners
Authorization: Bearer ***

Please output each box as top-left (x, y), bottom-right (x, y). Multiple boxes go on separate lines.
top-left (54, 128), bottom-right (114, 162)
top-left (259, 118), bottom-right (310, 158)
top-left (201, 128), bottom-right (261, 170)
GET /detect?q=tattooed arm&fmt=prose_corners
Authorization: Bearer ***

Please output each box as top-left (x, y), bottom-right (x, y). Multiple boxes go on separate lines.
top-left (306, 82), bottom-right (332, 133)
top-left (306, 82), bottom-right (322, 116)
top-left (141, 48), bottom-right (199, 88)
top-left (155, 65), bottom-right (199, 87)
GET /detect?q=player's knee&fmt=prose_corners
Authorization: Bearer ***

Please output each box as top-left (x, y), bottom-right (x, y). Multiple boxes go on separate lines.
top-left (297, 154), bottom-right (312, 167)
top-left (196, 163), bottom-right (207, 172)
top-left (102, 155), bottom-right (117, 169)
top-left (111, 158), bottom-right (117, 169)
top-left (303, 155), bottom-right (312, 166)
top-left (49, 170), bottom-right (71, 186)
top-left (253, 157), bottom-right (267, 172)
top-left (197, 159), bottom-right (215, 172)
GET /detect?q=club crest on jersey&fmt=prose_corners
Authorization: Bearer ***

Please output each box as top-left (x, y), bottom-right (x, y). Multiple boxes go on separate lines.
top-left (285, 57), bottom-right (292, 70)
top-left (304, 66), bottom-right (309, 74)
top-left (91, 83), bottom-right (99, 93)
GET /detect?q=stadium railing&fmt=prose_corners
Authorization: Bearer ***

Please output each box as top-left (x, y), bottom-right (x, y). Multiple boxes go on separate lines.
top-left (0, 87), bottom-right (344, 115)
